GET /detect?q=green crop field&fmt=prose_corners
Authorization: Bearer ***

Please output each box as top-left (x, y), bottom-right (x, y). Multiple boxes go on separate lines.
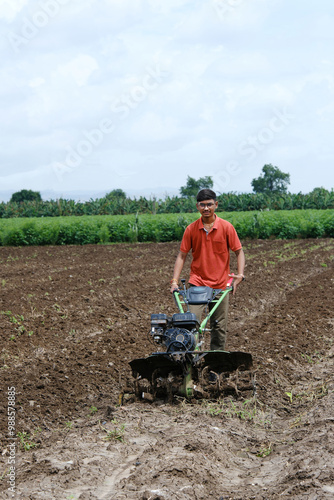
top-left (0, 210), bottom-right (333, 246)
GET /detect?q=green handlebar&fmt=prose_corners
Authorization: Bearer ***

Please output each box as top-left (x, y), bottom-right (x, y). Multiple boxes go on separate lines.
top-left (198, 287), bottom-right (232, 334)
top-left (173, 285), bottom-right (233, 333)
top-left (173, 290), bottom-right (185, 313)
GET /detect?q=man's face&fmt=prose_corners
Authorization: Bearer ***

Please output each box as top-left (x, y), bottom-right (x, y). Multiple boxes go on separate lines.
top-left (196, 199), bottom-right (218, 216)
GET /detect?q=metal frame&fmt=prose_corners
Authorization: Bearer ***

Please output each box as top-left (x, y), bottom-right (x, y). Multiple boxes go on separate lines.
top-left (173, 279), bottom-right (233, 336)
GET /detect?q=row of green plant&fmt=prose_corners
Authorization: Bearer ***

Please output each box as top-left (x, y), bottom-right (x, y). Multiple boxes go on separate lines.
top-left (1, 189), bottom-right (333, 218)
top-left (0, 210), bottom-right (333, 246)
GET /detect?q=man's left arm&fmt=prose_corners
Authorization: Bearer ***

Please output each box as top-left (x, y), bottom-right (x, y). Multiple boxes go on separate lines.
top-left (229, 248), bottom-right (245, 295)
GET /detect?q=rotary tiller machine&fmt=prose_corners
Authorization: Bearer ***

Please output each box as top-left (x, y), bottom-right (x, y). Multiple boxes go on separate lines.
top-left (130, 276), bottom-right (254, 400)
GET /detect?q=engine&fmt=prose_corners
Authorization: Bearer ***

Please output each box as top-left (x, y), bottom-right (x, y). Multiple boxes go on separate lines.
top-left (150, 313), bottom-right (199, 353)
top-left (163, 327), bottom-right (196, 352)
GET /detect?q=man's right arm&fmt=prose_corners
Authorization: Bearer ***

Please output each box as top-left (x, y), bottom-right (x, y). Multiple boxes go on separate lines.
top-left (170, 251), bottom-right (188, 292)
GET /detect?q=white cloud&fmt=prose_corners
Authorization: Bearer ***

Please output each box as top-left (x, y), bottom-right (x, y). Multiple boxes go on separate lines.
top-left (29, 77), bottom-right (45, 87)
top-left (0, 0), bottom-right (27, 22)
top-left (0, 163), bottom-right (55, 190)
top-left (56, 54), bottom-right (99, 87)
top-left (129, 112), bottom-right (181, 142)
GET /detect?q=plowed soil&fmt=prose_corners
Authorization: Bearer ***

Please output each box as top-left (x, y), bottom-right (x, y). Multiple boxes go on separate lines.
top-left (0, 239), bottom-right (333, 500)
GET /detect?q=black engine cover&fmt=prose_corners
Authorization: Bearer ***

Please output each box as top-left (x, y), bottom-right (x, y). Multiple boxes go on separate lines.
top-left (164, 327), bottom-right (195, 352)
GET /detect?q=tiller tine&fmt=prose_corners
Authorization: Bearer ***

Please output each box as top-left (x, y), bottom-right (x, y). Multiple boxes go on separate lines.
top-left (199, 350), bottom-right (253, 373)
top-left (129, 353), bottom-right (184, 380)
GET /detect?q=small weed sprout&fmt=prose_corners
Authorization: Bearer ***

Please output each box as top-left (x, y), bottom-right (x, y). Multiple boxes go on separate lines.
top-left (89, 406), bottom-right (98, 415)
top-left (17, 430), bottom-right (40, 451)
top-left (203, 398), bottom-right (258, 421)
top-left (104, 419), bottom-right (126, 442)
top-left (257, 443), bottom-right (273, 457)
top-left (208, 402), bottom-right (225, 416)
top-left (301, 351), bottom-right (322, 364)
top-left (285, 392), bottom-right (293, 403)
top-left (2, 310), bottom-right (26, 337)
top-left (226, 399), bottom-right (257, 421)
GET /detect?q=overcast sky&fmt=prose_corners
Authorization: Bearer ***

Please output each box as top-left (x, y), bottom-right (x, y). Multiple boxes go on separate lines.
top-left (0, 0), bottom-right (334, 200)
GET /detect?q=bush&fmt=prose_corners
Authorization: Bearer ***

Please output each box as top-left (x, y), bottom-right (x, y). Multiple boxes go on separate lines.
top-left (10, 190), bottom-right (42, 203)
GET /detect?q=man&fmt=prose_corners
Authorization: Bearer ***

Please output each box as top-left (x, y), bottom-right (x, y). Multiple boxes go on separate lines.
top-left (170, 188), bottom-right (245, 351)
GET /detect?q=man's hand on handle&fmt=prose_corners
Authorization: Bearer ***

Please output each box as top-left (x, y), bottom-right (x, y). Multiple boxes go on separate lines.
top-left (228, 273), bottom-right (245, 295)
top-left (170, 279), bottom-right (179, 294)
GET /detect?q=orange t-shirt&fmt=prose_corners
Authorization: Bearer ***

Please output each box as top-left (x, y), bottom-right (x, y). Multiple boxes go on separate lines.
top-left (180, 216), bottom-right (242, 289)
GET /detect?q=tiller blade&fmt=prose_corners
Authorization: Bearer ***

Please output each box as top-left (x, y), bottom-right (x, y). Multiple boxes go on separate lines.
top-left (129, 353), bottom-right (184, 380)
top-left (129, 350), bottom-right (253, 400)
top-left (199, 350), bottom-right (253, 372)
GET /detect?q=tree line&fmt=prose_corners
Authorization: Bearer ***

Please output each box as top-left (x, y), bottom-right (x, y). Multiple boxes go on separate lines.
top-left (2, 165), bottom-right (333, 218)
top-left (1, 189), bottom-right (333, 218)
